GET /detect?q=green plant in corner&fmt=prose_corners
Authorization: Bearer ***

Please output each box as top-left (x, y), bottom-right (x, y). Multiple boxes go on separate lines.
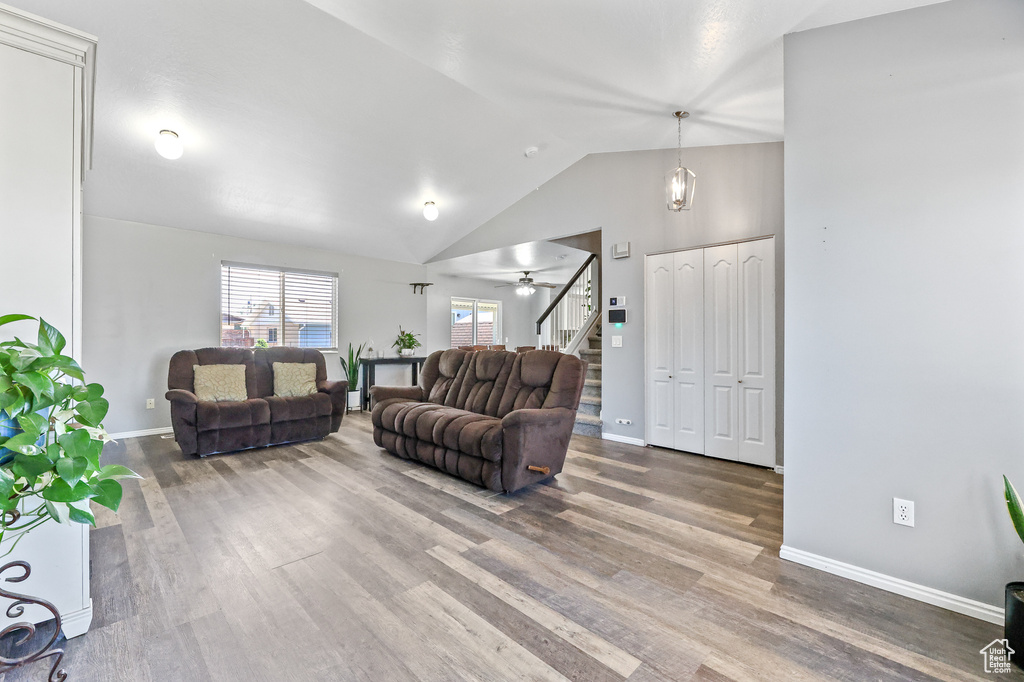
top-left (392, 327), bottom-right (422, 353)
top-left (254, 338), bottom-right (269, 349)
top-left (0, 314), bottom-right (140, 556)
top-left (1005, 475), bottom-right (1024, 546)
top-left (340, 341), bottom-right (365, 386)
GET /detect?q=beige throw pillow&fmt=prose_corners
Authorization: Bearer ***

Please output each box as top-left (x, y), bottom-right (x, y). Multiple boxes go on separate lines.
top-left (193, 364), bottom-right (248, 402)
top-left (273, 362), bottom-right (317, 397)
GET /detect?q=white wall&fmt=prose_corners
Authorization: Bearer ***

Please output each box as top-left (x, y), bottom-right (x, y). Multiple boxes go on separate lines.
top-left (783, 0), bottom-right (1024, 610)
top-left (433, 143), bottom-right (784, 454)
top-left (83, 216), bottom-right (428, 433)
top-left (423, 272), bottom-right (540, 353)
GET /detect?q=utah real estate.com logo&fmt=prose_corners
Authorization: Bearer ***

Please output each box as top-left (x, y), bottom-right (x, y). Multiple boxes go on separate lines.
top-left (980, 639), bottom-right (1014, 674)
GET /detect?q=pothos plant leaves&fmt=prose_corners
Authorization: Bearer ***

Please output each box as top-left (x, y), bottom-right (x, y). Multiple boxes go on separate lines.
top-left (0, 315), bottom-right (141, 555)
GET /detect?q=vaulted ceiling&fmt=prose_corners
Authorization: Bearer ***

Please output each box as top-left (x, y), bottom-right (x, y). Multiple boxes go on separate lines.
top-left (16, 0), bottom-right (945, 263)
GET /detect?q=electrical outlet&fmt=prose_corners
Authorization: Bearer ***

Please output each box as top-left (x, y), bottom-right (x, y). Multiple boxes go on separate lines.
top-left (146, 398), bottom-right (155, 409)
top-left (612, 336), bottom-right (623, 347)
top-left (615, 418), bottom-right (631, 425)
top-left (893, 498), bottom-right (915, 527)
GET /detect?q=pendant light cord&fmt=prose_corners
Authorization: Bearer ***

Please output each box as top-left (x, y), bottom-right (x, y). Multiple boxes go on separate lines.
top-left (677, 114), bottom-right (682, 168)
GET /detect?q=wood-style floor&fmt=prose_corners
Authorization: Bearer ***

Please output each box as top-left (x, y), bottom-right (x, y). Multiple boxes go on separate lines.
top-left (0, 412), bottom-right (1007, 681)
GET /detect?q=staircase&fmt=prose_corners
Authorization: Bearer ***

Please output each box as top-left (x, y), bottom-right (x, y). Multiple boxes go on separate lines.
top-left (574, 322), bottom-right (602, 437)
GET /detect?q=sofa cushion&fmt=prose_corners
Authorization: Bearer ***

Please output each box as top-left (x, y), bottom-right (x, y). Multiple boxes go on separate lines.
top-left (389, 403), bottom-right (502, 462)
top-left (253, 347), bottom-right (328, 398)
top-left (272, 362), bottom-right (317, 397)
top-left (452, 350), bottom-right (515, 415)
top-left (265, 392), bottom-right (333, 422)
top-left (193, 364), bottom-right (248, 402)
top-left (497, 350), bottom-right (569, 416)
top-left (424, 349), bottom-right (470, 405)
top-left (196, 399), bottom-right (270, 431)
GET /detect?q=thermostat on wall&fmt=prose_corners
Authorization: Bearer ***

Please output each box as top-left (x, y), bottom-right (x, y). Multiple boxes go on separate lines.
top-left (608, 309), bottom-right (627, 324)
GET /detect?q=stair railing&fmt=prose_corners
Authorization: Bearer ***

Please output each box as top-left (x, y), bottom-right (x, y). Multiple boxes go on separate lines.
top-left (536, 253), bottom-right (599, 352)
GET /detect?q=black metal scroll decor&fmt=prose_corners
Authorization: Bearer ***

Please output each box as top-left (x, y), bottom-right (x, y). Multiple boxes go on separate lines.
top-left (0, 509), bottom-right (67, 681)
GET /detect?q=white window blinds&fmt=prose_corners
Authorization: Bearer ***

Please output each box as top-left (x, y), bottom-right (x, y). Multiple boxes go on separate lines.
top-left (221, 262), bottom-right (337, 350)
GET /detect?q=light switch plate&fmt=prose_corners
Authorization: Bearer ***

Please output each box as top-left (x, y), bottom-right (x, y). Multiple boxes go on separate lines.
top-left (612, 336), bottom-right (622, 347)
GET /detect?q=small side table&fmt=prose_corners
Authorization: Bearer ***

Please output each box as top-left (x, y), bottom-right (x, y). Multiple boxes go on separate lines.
top-left (360, 356), bottom-right (428, 410)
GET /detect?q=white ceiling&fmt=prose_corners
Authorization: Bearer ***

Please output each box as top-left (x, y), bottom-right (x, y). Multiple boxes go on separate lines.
top-left (428, 240), bottom-right (590, 285)
top-left (14, 0), bottom-right (946, 264)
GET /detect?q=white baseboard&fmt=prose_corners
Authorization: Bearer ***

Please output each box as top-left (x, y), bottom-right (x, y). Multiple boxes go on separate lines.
top-left (779, 545), bottom-right (1003, 625)
top-left (108, 426), bottom-right (173, 440)
top-left (61, 600), bottom-right (93, 638)
top-left (774, 465), bottom-right (784, 475)
top-left (602, 433), bottom-right (646, 447)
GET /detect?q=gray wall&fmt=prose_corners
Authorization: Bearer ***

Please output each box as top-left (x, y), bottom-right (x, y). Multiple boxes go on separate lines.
top-left (783, 0), bottom-right (1024, 607)
top-left (83, 215), bottom-right (429, 434)
top-left (434, 142), bottom-right (784, 455)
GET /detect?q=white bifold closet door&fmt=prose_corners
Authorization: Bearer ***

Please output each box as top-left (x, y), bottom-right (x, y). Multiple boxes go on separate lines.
top-left (645, 249), bottom-right (704, 452)
top-left (646, 238), bottom-right (775, 467)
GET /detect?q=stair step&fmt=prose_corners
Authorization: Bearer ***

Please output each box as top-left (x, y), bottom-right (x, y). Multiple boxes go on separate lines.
top-left (575, 414), bottom-right (602, 426)
top-left (584, 379), bottom-right (601, 387)
top-left (579, 396), bottom-right (601, 405)
top-left (580, 348), bottom-right (601, 357)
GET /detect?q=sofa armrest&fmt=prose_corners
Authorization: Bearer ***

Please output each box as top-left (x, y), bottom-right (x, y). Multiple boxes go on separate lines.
top-left (369, 385), bottom-right (424, 408)
top-left (165, 390), bottom-right (199, 455)
top-left (317, 380), bottom-right (348, 431)
top-left (165, 389), bottom-right (198, 404)
top-left (500, 407), bottom-right (577, 492)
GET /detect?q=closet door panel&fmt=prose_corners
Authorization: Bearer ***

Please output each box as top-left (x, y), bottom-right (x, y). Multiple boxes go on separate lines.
top-left (645, 253), bottom-right (675, 448)
top-left (704, 244), bottom-right (739, 461)
top-left (672, 250), bottom-right (704, 453)
top-left (737, 239), bottom-right (775, 466)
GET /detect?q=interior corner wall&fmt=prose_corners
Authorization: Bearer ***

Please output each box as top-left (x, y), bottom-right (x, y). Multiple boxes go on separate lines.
top-left (434, 142), bottom-right (784, 455)
top-left (83, 215), bottom-right (427, 434)
top-left (783, 0), bottom-right (1024, 609)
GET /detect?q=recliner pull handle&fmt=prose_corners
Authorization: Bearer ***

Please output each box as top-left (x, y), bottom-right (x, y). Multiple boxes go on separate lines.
top-left (528, 465), bottom-right (550, 475)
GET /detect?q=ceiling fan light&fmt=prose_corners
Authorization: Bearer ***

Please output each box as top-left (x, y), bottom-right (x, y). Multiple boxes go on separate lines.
top-left (423, 201), bottom-right (439, 221)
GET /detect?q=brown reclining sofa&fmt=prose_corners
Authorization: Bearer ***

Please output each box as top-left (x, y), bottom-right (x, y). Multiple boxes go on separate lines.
top-left (371, 348), bottom-right (586, 492)
top-left (166, 347), bottom-right (347, 456)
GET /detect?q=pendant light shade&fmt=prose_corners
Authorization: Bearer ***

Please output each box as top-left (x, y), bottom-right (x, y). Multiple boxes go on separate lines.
top-left (667, 111), bottom-right (695, 211)
top-left (667, 165), bottom-right (696, 211)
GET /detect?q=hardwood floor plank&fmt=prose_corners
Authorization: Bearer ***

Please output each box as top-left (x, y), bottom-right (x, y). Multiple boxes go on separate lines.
top-left (427, 544), bottom-right (643, 678)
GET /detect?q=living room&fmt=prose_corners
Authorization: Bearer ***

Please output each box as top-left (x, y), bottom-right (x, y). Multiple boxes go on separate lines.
top-left (2, 0), bottom-right (1023, 679)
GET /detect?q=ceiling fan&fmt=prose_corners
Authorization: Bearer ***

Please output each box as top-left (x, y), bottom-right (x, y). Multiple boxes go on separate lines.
top-left (495, 271), bottom-right (558, 296)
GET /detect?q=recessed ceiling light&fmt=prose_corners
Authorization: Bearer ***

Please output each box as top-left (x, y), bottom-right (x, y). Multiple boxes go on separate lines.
top-left (155, 130), bottom-right (183, 160)
top-left (524, 146), bottom-right (539, 158)
top-left (423, 201), bottom-right (439, 221)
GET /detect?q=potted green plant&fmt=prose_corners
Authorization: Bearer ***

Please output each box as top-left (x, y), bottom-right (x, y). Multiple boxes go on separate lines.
top-left (0, 314), bottom-right (139, 677)
top-left (1003, 475), bottom-right (1024, 666)
top-left (0, 314), bottom-right (139, 546)
top-left (392, 327), bottom-right (422, 357)
top-left (340, 342), bottom-right (365, 410)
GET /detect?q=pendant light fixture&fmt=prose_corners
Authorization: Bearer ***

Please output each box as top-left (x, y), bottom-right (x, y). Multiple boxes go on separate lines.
top-left (666, 111), bottom-right (695, 211)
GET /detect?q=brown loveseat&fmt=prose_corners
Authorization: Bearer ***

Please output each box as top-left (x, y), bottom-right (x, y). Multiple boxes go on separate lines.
top-left (371, 349), bottom-right (586, 492)
top-left (166, 347), bottom-right (347, 456)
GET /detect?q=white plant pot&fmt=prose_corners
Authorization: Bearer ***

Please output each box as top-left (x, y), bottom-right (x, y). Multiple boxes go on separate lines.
top-left (400, 349), bottom-right (415, 357)
top-left (347, 390), bottom-right (361, 409)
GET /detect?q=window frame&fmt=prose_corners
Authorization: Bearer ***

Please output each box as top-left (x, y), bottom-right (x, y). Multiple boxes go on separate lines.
top-left (220, 261), bottom-right (339, 351)
top-left (450, 297), bottom-right (502, 347)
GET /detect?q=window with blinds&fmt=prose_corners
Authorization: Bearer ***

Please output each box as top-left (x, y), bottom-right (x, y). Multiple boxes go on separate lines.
top-left (221, 262), bottom-right (338, 350)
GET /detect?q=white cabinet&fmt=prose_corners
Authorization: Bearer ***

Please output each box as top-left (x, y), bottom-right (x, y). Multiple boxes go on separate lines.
top-left (0, 3), bottom-right (96, 637)
top-left (645, 238), bottom-right (776, 467)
